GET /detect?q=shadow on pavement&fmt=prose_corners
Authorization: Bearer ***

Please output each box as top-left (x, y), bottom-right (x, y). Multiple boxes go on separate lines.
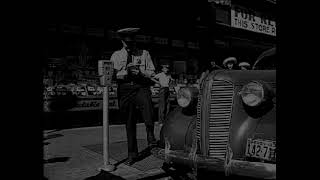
top-left (44, 157), bottom-right (70, 164)
top-left (84, 171), bottom-right (126, 180)
top-left (136, 172), bottom-right (169, 180)
top-left (43, 142), bottom-right (50, 145)
top-left (44, 133), bottom-right (64, 140)
top-left (114, 146), bottom-right (153, 167)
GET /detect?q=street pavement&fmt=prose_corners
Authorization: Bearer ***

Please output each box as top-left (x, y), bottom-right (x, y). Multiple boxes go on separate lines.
top-left (43, 123), bottom-right (169, 180)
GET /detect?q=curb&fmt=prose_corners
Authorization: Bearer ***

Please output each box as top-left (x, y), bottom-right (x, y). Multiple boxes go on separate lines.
top-left (44, 122), bottom-right (161, 134)
top-left (122, 168), bottom-right (166, 180)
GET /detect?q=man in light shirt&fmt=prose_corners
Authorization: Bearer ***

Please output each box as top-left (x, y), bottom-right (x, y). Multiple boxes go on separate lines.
top-left (153, 64), bottom-right (173, 124)
top-left (110, 27), bottom-right (157, 165)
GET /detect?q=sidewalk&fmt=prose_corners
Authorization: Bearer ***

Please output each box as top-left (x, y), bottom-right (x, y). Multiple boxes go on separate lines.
top-left (43, 123), bottom-right (166, 180)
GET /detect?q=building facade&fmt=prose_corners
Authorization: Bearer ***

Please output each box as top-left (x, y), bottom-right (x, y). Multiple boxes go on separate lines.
top-left (45, 0), bottom-right (276, 85)
top-left (201, 0), bottom-right (276, 66)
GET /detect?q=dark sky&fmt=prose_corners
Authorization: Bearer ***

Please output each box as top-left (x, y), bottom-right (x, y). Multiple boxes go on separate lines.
top-left (46, 1), bottom-right (206, 32)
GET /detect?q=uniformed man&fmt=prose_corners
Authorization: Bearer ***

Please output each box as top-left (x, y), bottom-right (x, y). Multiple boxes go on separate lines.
top-left (223, 57), bottom-right (237, 70)
top-left (110, 27), bottom-right (157, 165)
top-left (238, 62), bottom-right (251, 70)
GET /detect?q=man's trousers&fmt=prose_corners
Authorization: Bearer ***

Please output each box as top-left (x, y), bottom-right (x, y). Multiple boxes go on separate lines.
top-left (118, 83), bottom-right (155, 157)
top-left (158, 87), bottom-right (170, 124)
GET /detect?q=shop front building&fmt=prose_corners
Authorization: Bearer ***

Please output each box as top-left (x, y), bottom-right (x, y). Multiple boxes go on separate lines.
top-left (44, 23), bottom-right (203, 128)
top-left (205, 0), bottom-right (276, 66)
top-left (44, 0), bottom-right (276, 128)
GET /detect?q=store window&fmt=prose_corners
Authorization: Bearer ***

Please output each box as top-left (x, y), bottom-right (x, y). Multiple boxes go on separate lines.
top-left (173, 61), bottom-right (187, 74)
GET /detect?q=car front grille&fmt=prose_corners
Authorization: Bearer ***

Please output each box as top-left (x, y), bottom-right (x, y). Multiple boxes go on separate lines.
top-left (196, 95), bottom-right (201, 140)
top-left (196, 80), bottom-right (234, 158)
top-left (208, 80), bottom-right (234, 158)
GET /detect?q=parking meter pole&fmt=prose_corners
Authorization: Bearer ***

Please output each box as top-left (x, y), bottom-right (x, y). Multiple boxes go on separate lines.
top-left (99, 85), bottom-right (115, 172)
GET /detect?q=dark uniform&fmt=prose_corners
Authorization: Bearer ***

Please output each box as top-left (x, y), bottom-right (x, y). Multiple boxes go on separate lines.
top-left (111, 33), bottom-right (156, 163)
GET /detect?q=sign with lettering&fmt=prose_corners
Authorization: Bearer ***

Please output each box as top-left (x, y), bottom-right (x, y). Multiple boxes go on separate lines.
top-left (172, 40), bottom-right (185, 48)
top-left (187, 41), bottom-right (200, 49)
top-left (98, 60), bottom-right (114, 86)
top-left (154, 37), bottom-right (169, 45)
top-left (135, 35), bottom-right (152, 43)
top-left (231, 7), bottom-right (276, 36)
top-left (62, 24), bottom-right (82, 34)
top-left (43, 98), bottom-right (119, 112)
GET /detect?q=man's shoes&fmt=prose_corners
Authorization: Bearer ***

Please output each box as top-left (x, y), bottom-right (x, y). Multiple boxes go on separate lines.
top-left (147, 132), bottom-right (157, 146)
top-left (148, 139), bottom-right (158, 147)
top-left (123, 152), bottom-right (138, 166)
top-left (146, 126), bottom-right (157, 147)
top-left (123, 156), bottom-right (139, 166)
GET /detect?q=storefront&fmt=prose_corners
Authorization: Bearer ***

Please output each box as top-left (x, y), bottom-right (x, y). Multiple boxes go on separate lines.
top-left (206, 0), bottom-right (276, 66)
top-left (45, 24), bottom-right (197, 129)
top-left (44, 1), bottom-right (276, 128)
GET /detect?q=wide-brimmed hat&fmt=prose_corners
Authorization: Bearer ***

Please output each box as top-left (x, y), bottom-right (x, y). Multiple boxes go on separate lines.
top-left (223, 57), bottom-right (237, 66)
top-left (117, 27), bottom-right (140, 38)
top-left (238, 62), bottom-right (251, 67)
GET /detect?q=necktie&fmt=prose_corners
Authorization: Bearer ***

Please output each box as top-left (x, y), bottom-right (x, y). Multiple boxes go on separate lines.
top-left (127, 50), bottom-right (132, 65)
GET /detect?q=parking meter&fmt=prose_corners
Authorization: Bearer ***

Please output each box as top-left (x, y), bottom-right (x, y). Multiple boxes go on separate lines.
top-left (98, 60), bottom-right (114, 86)
top-left (98, 60), bottom-right (115, 172)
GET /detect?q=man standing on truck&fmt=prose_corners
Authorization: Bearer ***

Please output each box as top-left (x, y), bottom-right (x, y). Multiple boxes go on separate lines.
top-left (110, 27), bottom-right (157, 165)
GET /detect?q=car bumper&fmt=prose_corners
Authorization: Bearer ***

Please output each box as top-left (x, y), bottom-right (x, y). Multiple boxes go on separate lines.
top-left (164, 142), bottom-right (276, 179)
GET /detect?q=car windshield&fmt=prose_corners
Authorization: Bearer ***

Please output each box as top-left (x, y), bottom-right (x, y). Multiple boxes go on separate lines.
top-left (253, 48), bottom-right (276, 70)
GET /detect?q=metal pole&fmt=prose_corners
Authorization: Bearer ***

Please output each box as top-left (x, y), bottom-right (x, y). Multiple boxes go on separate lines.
top-left (99, 84), bottom-right (115, 172)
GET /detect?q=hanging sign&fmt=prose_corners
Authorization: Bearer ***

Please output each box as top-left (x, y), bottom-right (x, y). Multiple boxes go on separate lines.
top-left (231, 7), bottom-right (276, 36)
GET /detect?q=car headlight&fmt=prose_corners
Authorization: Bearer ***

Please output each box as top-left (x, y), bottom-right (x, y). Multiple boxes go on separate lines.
top-left (240, 81), bottom-right (264, 107)
top-left (177, 88), bottom-right (192, 108)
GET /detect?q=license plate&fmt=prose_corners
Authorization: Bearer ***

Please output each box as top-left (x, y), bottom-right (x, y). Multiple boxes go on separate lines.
top-left (245, 138), bottom-right (276, 162)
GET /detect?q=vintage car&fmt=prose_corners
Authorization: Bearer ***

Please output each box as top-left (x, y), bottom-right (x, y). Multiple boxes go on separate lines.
top-left (159, 48), bottom-right (276, 179)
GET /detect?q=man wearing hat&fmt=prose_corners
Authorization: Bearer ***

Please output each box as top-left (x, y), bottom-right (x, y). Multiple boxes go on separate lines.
top-left (223, 57), bottom-right (237, 70)
top-left (153, 64), bottom-right (173, 124)
top-left (110, 27), bottom-right (157, 165)
top-left (238, 62), bottom-right (251, 70)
